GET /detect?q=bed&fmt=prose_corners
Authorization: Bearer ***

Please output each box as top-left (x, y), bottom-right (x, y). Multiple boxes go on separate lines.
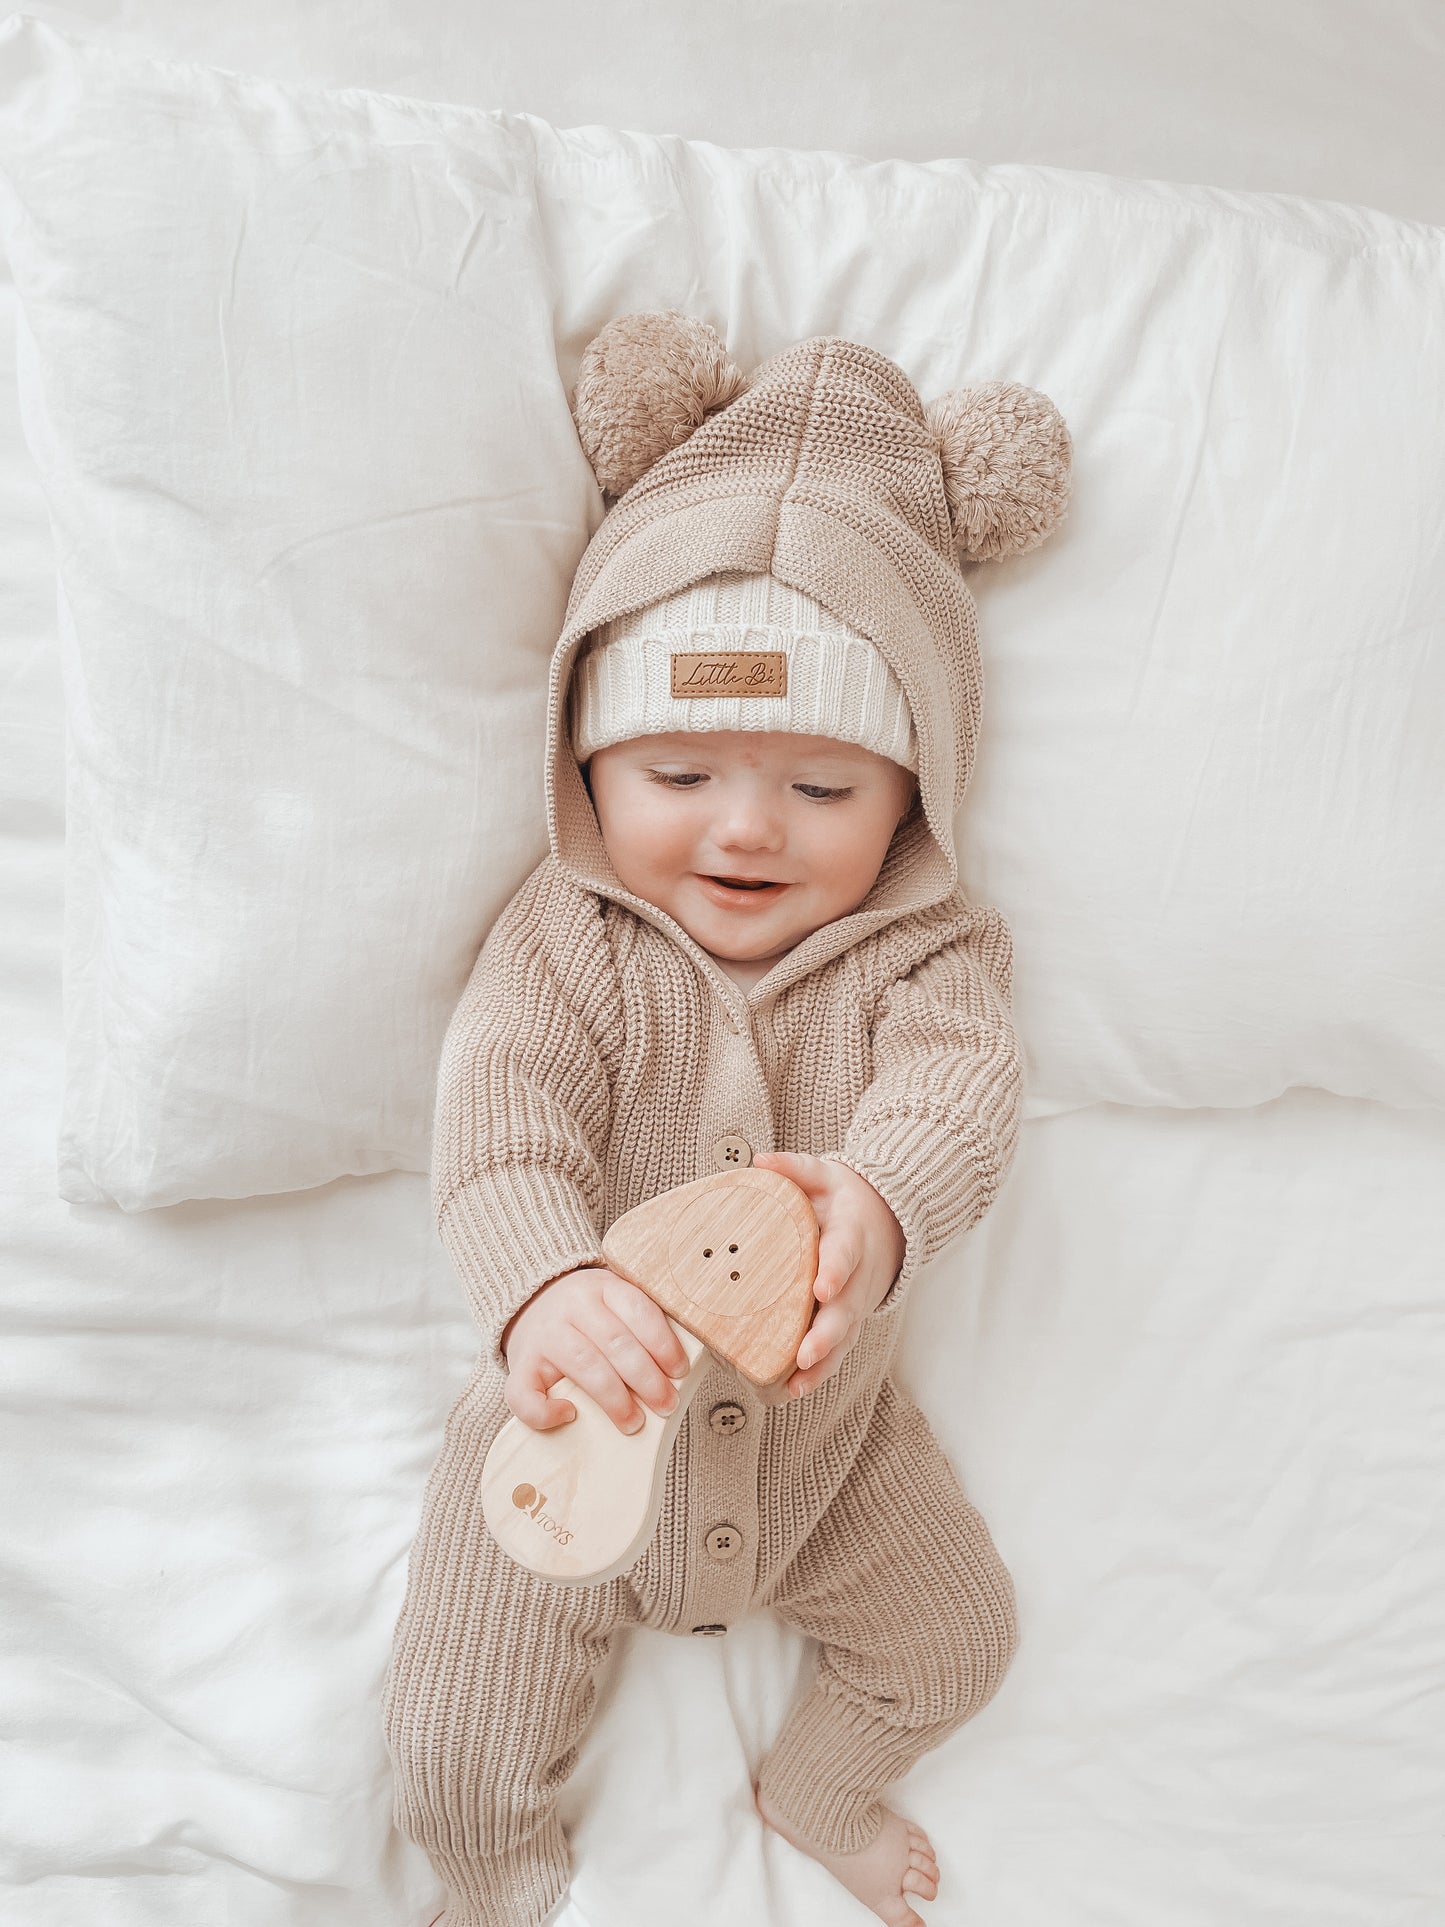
top-left (1, 6), bottom-right (1442, 1925)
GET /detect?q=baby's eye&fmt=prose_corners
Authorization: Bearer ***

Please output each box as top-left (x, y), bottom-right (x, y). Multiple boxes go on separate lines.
top-left (646, 771), bottom-right (706, 787)
top-left (794, 784), bottom-right (853, 802)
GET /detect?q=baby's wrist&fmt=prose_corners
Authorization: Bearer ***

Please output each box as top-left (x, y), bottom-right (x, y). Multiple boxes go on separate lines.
top-left (501, 1267), bottom-right (573, 1357)
top-left (853, 1170), bottom-right (906, 1267)
top-left (500, 1301), bottom-right (528, 1358)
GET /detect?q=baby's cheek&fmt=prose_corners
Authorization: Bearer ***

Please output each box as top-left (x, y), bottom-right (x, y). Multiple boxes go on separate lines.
top-left (640, 810), bottom-right (696, 870)
top-left (599, 811), bottom-right (692, 903)
top-left (804, 806), bottom-right (898, 907)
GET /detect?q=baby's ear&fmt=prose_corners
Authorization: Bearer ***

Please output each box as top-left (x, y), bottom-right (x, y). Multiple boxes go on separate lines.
top-left (923, 381), bottom-right (1072, 560)
top-left (572, 311), bottom-right (750, 498)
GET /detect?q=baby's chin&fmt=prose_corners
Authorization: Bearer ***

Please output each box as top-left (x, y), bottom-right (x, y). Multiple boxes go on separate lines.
top-left (612, 865), bottom-right (864, 959)
top-left (663, 879), bottom-right (832, 960)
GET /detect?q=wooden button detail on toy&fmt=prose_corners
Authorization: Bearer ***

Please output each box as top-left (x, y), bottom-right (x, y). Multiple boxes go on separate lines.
top-left (602, 1165), bottom-right (816, 1385)
top-left (705, 1523), bottom-right (743, 1562)
top-left (708, 1400), bottom-right (747, 1435)
top-left (710, 1134), bottom-right (752, 1169)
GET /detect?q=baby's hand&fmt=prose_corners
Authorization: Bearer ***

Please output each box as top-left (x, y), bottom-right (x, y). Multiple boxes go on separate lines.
top-left (501, 1266), bottom-right (691, 1435)
top-left (751, 1151), bottom-right (907, 1399)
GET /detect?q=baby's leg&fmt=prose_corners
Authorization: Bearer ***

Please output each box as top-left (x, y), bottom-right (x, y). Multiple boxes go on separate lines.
top-left (384, 1362), bottom-right (634, 1927)
top-left (754, 1377), bottom-right (1018, 1924)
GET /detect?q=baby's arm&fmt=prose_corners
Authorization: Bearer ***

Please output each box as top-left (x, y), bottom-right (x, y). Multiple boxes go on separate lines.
top-left (431, 860), bottom-right (625, 1375)
top-left (770, 901), bottom-right (1032, 1387)
top-left (821, 904), bottom-right (1024, 1318)
top-left (751, 907), bottom-right (1024, 1399)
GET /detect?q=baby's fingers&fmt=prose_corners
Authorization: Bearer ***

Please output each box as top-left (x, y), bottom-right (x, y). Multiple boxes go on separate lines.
top-left (793, 1296), bottom-right (868, 1386)
top-left (795, 1305), bottom-right (846, 1373)
top-left (504, 1355), bottom-right (577, 1431)
top-left (812, 1229), bottom-right (860, 1305)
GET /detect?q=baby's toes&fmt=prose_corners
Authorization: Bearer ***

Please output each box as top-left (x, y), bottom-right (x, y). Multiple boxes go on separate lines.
top-left (878, 1901), bottom-right (926, 1927)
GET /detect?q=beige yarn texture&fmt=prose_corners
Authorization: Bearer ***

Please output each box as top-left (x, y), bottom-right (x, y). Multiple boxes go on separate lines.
top-left (384, 327), bottom-right (1061, 1927)
top-left (568, 568), bottom-right (920, 772)
top-left (384, 863), bottom-right (1023, 1927)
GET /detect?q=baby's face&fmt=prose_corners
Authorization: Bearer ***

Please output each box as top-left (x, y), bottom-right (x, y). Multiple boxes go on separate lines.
top-left (584, 730), bottom-right (918, 967)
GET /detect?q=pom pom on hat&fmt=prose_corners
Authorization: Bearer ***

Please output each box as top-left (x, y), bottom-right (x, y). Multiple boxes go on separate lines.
top-left (559, 320), bottom-right (1078, 817)
top-left (924, 380), bottom-right (1073, 560)
top-left (572, 311), bottom-right (750, 498)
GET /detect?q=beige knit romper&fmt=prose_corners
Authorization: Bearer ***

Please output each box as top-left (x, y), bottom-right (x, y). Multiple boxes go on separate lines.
top-left (383, 849), bottom-right (1023, 1927)
top-left (384, 330), bottom-right (1063, 1927)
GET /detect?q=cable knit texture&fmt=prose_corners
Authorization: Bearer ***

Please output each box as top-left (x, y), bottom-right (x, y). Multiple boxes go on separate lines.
top-left (384, 322), bottom-right (1064, 1927)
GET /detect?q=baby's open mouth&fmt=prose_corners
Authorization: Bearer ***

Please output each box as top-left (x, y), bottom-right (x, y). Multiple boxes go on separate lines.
top-left (702, 874), bottom-right (784, 892)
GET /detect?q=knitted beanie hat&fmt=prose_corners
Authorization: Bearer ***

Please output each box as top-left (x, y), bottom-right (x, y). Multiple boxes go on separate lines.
top-left (569, 568), bottom-right (919, 772)
top-left (545, 314), bottom-right (1072, 917)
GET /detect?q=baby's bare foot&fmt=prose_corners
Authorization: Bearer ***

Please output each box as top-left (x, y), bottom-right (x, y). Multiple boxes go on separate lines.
top-left (754, 1782), bottom-right (940, 1925)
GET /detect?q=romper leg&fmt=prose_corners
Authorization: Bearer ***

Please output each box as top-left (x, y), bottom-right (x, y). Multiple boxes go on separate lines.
top-left (754, 1376), bottom-right (1019, 1854)
top-left (383, 1363), bottom-right (634, 1927)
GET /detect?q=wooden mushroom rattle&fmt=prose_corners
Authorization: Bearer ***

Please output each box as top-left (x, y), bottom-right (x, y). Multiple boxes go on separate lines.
top-left (480, 1163), bottom-right (819, 1585)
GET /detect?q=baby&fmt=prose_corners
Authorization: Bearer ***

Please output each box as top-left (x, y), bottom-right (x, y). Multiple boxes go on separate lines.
top-left (384, 313), bottom-right (1071, 1927)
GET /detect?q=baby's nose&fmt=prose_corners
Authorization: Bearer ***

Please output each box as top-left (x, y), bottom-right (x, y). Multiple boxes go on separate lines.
top-left (711, 810), bottom-right (783, 847)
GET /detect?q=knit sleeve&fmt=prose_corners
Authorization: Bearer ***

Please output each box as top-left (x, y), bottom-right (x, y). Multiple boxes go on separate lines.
top-left (828, 906), bottom-right (1024, 1318)
top-left (430, 860), bottom-right (621, 1372)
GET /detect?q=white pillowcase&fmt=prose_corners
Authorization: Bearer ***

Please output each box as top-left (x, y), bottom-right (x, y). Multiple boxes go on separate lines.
top-left (0, 20), bottom-right (600, 1208)
top-left (525, 122), bottom-right (1445, 1119)
top-left (1, 17), bottom-right (1441, 1210)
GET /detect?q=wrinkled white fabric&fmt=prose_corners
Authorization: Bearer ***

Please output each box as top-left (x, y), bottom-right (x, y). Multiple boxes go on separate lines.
top-left (0, 17), bottom-right (1442, 1210)
top-left (1, 11), bottom-right (1443, 1927)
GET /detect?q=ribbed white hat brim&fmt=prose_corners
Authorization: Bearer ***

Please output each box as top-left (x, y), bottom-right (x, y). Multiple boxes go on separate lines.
top-left (568, 571), bottom-right (919, 773)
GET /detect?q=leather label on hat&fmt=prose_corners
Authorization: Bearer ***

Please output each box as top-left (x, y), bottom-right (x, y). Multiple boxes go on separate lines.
top-left (670, 651), bottom-right (788, 699)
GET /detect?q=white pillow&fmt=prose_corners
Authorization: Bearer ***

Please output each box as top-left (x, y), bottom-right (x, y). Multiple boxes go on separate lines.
top-left (0, 19), bottom-right (599, 1208)
top-left (527, 124), bottom-right (1445, 1117)
top-left (2, 18), bottom-right (1441, 1211)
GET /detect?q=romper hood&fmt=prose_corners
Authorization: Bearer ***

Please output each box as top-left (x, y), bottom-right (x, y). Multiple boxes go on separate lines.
top-left (540, 313), bottom-right (1072, 1003)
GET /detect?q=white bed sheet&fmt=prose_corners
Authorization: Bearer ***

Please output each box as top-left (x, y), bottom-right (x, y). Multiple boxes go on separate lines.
top-left (5, 799), bottom-right (1443, 1926)
top-left (3, 6), bottom-right (1443, 1925)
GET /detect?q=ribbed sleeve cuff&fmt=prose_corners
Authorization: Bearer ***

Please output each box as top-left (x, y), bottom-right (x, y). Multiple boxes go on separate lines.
top-left (436, 1166), bottom-right (608, 1372)
top-left (426, 1812), bottom-right (569, 1927)
top-left (831, 1108), bottom-right (1005, 1317)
